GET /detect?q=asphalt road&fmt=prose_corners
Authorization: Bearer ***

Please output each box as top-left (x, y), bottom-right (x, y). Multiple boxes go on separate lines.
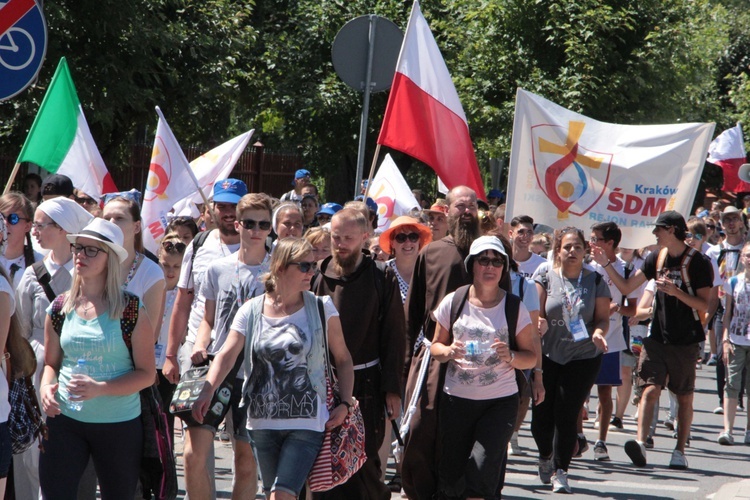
top-left (175, 359), bottom-right (748, 499)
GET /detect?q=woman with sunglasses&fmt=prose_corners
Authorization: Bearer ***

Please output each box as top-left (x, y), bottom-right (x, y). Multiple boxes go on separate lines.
top-left (103, 195), bottom-right (166, 343)
top-left (0, 193), bottom-right (43, 287)
top-left (0, 215), bottom-right (18, 497)
top-left (73, 189), bottom-right (103, 217)
top-left (39, 219), bottom-right (156, 498)
top-left (379, 216), bottom-right (432, 304)
top-left (532, 227), bottom-right (610, 494)
top-left (192, 237), bottom-right (354, 500)
top-left (430, 236), bottom-right (536, 499)
top-left (13, 198), bottom-right (93, 498)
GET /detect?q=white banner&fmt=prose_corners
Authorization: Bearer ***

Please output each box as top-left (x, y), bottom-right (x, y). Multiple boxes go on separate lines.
top-left (369, 154), bottom-right (421, 231)
top-left (507, 89), bottom-right (715, 249)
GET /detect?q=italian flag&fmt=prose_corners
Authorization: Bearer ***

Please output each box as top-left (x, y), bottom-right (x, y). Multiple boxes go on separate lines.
top-left (17, 57), bottom-right (116, 200)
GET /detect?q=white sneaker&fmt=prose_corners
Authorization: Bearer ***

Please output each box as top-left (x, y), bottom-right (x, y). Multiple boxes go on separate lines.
top-left (713, 406), bottom-right (724, 415)
top-left (552, 469), bottom-right (572, 494)
top-left (718, 431), bottom-right (734, 445)
top-left (508, 432), bottom-right (525, 456)
top-left (538, 458), bottom-right (554, 484)
top-left (593, 441), bottom-right (610, 461)
top-left (669, 449), bottom-right (688, 470)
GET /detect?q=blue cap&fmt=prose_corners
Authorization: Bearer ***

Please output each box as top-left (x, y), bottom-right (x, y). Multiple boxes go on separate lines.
top-left (213, 179), bottom-right (247, 204)
top-left (316, 203), bottom-right (343, 217)
top-left (355, 195), bottom-right (378, 212)
top-left (488, 189), bottom-right (504, 200)
top-left (295, 169), bottom-right (311, 179)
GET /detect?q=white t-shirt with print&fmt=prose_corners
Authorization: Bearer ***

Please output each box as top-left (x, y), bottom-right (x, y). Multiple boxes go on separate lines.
top-left (516, 252), bottom-right (547, 279)
top-left (231, 296), bottom-right (338, 432)
top-left (590, 257), bottom-right (639, 352)
top-left (433, 293), bottom-right (531, 400)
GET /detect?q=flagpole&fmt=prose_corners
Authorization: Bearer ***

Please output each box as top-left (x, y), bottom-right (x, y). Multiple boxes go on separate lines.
top-left (3, 163), bottom-right (22, 195)
top-left (363, 144), bottom-right (382, 199)
top-left (154, 107), bottom-right (219, 228)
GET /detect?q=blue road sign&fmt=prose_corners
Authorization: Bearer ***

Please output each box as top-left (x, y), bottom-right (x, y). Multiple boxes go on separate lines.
top-left (0, 0), bottom-right (47, 101)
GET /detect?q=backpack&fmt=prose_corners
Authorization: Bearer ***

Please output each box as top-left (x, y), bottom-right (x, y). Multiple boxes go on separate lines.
top-left (50, 293), bottom-right (178, 500)
top-left (32, 261), bottom-right (56, 302)
top-left (655, 246), bottom-right (707, 325)
top-left (448, 285), bottom-right (530, 397)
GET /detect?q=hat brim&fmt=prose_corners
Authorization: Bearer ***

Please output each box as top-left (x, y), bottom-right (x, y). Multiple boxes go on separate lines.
top-left (379, 220), bottom-right (432, 255)
top-left (66, 232), bottom-right (129, 263)
top-left (212, 194), bottom-right (242, 204)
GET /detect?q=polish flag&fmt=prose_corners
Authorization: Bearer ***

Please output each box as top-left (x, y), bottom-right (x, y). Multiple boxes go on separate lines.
top-left (377, 1), bottom-right (485, 200)
top-left (707, 123), bottom-right (748, 193)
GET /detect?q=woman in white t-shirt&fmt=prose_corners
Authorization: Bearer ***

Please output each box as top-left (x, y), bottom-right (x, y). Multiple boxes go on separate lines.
top-left (0, 215), bottom-right (16, 496)
top-left (430, 236), bottom-right (536, 499)
top-left (192, 238), bottom-right (354, 499)
top-left (102, 195), bottom-right (165, 341)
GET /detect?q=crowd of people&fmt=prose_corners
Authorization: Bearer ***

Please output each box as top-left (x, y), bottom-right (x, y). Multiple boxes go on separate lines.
top-left (0, 167), bottom-right (747, 499)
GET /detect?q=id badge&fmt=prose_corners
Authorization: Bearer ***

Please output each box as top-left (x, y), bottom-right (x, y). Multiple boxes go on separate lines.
top-left (154, 343), bottom-right (165, 365)
top-left (570, 317), bottom-right (588, 342)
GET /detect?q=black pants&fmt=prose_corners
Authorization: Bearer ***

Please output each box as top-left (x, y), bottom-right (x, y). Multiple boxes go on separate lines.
top-left (532, 355), bottom-right (602, 472)
top-left (157, 369), bottom-right (177, 448)
top-left (40, 414), bottom-right (142, 500)
top-left (437, 393), bottom-right (518, 500)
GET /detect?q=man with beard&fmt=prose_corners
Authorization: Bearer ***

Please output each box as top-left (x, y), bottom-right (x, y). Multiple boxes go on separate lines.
top-left (312, 208), bottom-right (406, 500)
top-left (162, 179), bottom-right (246, 498)
top-left (401, 186), bottom-right (481, 500)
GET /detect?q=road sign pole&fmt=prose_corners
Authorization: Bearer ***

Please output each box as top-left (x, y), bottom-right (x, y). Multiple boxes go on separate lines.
top-left (354, 15), bottom-right (378, 199)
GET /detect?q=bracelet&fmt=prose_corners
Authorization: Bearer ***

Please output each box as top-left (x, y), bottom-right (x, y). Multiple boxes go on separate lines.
top-left (533, 368), bottom-right (543, 373)
top-left (340, 400), bottom-right (353, 413)
top-left (165, 354), bottom-right (178, 359)
top-left (604, 260), bottom-right (611, 268)
top-left (509, 351), bottom-right (515, 364)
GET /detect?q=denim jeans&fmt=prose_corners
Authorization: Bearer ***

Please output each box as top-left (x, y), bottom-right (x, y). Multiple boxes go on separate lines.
top-left (249, 428), bottom-right (324, 496)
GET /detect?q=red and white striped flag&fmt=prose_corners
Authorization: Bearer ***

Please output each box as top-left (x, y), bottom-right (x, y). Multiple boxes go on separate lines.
top-left (707, 124), bottom-right (748, 193)
top-left (377, 1), bottom-right (485, 200)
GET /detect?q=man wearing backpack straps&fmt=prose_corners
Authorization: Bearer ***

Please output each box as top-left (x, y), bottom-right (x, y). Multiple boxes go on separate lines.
top-left (591, 211), bottom-right (712, 470)
top-left (162, 179), bottom-right (245, 499)
top-left (311, 208), bottom-right (405, 500)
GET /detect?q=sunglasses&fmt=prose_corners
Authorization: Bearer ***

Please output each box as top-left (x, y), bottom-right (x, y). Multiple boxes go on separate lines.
top-left (239, 219), bottom-right (272, 231)
top-left (268, 342), bottom-right (304, 362)
top-left (75, 196), bottom-right (97, 206)
top-left (476, 256), bottom-right (504, 268)
top-left (5, 213), bottom-right (30, 225)
top-left (317, 214), bottom-right (332, 221)
top-left (394, 232), bottom-right (420, 244)
top-left (685, 233), bottom-right (704, 241)
top-left (288, 261), bottom-right (317, 273)
top-left (71, 243), bottom-right (107, 258)
top-left (162, 241), bottom-right (187, 253)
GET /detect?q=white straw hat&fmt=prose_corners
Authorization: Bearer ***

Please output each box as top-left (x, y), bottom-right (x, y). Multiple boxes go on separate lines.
top-left (66, 218), bottom-right (128, 263)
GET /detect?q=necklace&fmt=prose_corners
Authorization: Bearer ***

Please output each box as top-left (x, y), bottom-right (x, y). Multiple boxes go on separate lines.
top-left (122, 252), bottom-right (141, 289)
top-left (78, 297), bottom-right (96, 316)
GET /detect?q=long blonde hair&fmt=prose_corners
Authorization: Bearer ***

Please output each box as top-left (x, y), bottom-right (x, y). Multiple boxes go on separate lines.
top-left (262, 238), bottom-right (313, 293)
top-left (63, 241), bottom-right (126, 318)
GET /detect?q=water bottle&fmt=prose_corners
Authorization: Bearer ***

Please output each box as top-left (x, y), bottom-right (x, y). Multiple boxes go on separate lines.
top-left (67, 359), bottom-right (87, 412)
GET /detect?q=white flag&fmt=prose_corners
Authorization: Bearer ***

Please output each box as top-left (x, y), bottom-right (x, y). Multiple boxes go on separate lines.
top-left (369, 154), bottom-right (421, 231)
top-left (170, 130), bottom-right (255, 216)
top-left (507, 89), bottom-right (715, 249)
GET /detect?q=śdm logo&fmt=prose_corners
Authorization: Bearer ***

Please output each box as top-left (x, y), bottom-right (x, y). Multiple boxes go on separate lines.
top-left (531, 121), bottom-right (613, 219)
top-left (145, 136), bottom-right (172, 202)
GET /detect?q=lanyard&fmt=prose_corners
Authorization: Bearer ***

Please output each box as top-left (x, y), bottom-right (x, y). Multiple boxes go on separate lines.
top-left (123, 252), bottom-right (141, 289)
top-left (559, 268), bottom-right (583, 317)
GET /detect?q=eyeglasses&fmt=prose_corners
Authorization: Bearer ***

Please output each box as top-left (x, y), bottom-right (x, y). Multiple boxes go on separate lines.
top-left (394, 232), bottom-right (420, 244)
top-left (514, 229), bottom-right (533, 236)
top-left (288, 261), bottom-right (317, 273)
top-left (589, 236), bottom-right (605, 244)
top-left (476, 256), bottom-right (504, 268)
top-left (75, 196), bottom-right (97, 206)
top-left (161, 241), bottom-right (187, 253)
top-left (71, 243), bottom-right (107, 258)
top-left (32, 221), bottom-right (58, 230)
top-left (239, 219), bottom-right (272, 231)
top-left (4, 213), bottom-right (30, 225)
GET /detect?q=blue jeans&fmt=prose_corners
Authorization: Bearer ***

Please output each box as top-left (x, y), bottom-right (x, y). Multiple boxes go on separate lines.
top-left (249, 428), bottom-right (324, 496)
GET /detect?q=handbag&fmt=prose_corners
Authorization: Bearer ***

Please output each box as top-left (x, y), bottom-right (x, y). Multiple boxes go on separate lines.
top-left (307, 299), bottom-right (367, 492)
top-left (7, 374), bottom-right (47, 455)
top-left (169, 354), bottom-right (240, 429)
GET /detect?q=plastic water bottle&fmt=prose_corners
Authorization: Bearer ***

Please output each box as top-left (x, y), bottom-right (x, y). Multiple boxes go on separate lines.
top-left (67, 359), bottom-right (87, 412)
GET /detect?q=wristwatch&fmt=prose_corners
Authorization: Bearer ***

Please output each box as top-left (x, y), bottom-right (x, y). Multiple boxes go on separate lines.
top-left (341, 399), bottom-right (354, 413)
top-left (509, 351), bottom-right (516, 364)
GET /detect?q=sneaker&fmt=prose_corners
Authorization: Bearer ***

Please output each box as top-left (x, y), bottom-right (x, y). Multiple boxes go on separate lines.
top-left (593, 420), bottom-right (600, 430)
top-left (573, 435), bottom-right (588, 458)
top-left (551, 469), bottom-right (572, 494)
top-left (707, 354), bottom-right (718, 366)
top-left (624, 439), bottom-right (647, 467)
top-left (594, 441), bottom-right (610, 461)
top-left (218, 423), bottom-right (231, 442)
top-left (718, 431), bottom-right (734, 445)
top-left (538, 457), bottom-right (554, 484)
top-left (387, 473), bottom-right (402, 493)
top-left (664, 419), bottom-right (675, 431)
top-left (669, 449), bottom-right (688, 470)
top-left (744, 430), bottom-right (750, 444)
top-left (609, 416), bottom-right (624, 430)
top-left (713, 406), bottom-right (724, 415)
top-left (508, 432), bottom-right (525, 456)
top-left (644, 436), bottom-right (654, 449)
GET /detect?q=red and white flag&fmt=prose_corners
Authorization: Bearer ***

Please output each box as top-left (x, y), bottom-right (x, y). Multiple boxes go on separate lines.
top-left (707, 124), bottom-right (748, 193)
top-left (377, 0), bottom-right (485, 200)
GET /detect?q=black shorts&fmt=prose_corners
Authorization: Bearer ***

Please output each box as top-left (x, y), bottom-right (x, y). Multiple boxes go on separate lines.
top-left (637, 337), bottom-right (700, 396)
